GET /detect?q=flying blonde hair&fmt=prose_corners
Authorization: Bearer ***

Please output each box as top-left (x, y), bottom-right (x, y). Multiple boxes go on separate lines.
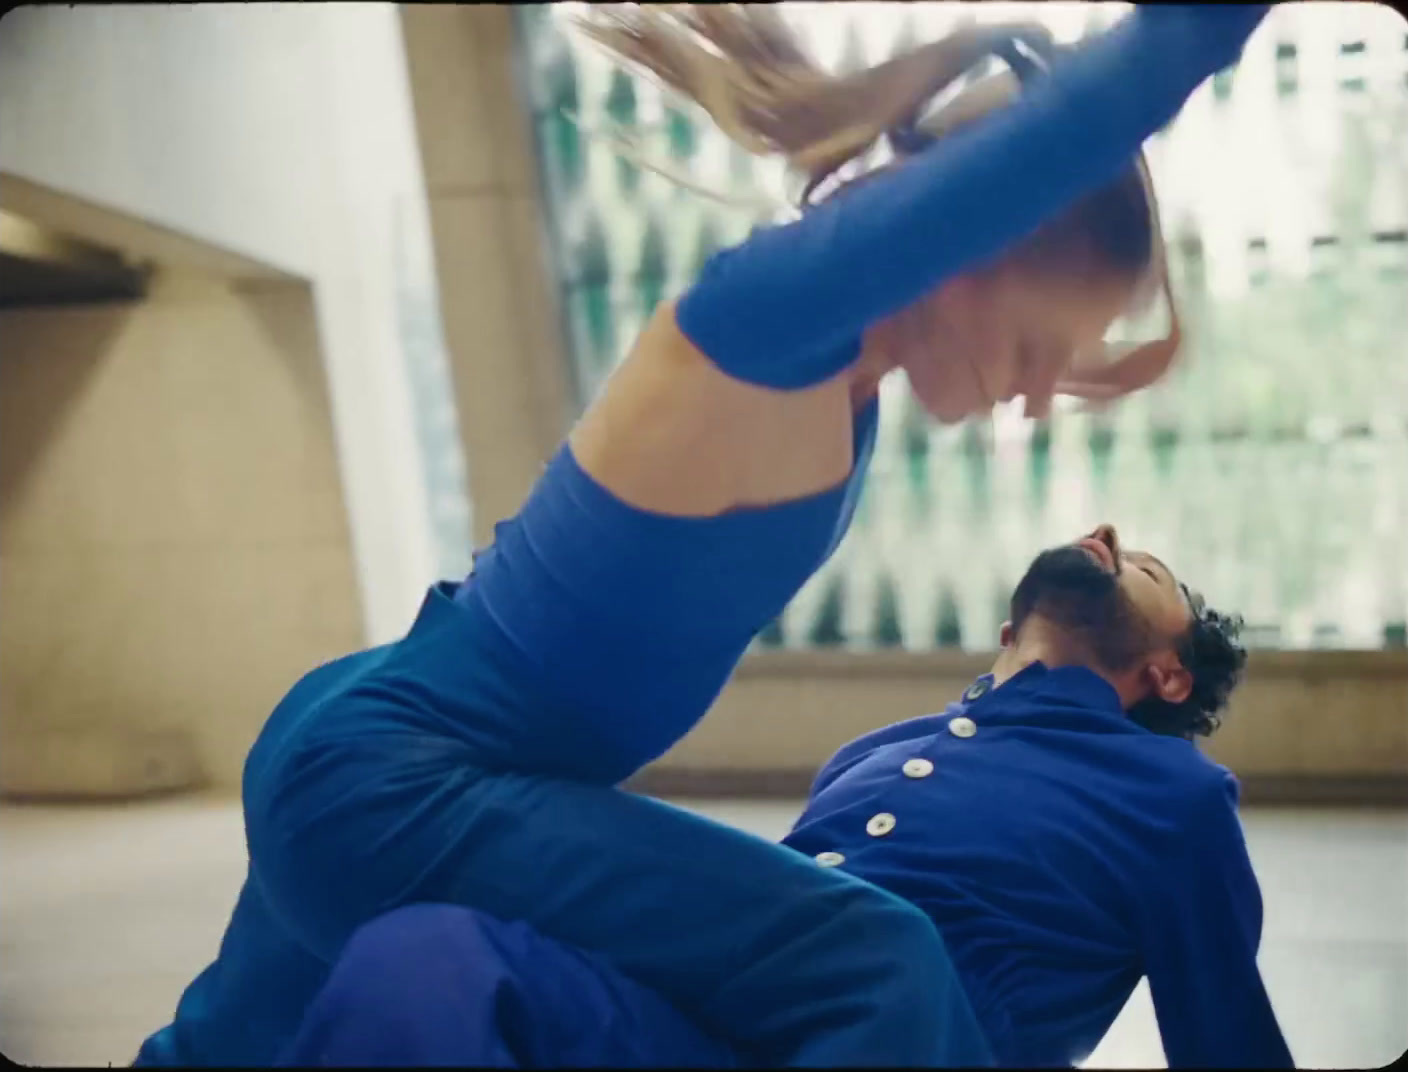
top-left (575, 5), bottom-right (1062, 204)
top-left (575, 3), bottom-right (1180, 397)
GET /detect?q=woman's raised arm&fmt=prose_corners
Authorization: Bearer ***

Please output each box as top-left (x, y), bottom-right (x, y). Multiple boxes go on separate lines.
top-left (672, 6), bottom-right (1269, 390)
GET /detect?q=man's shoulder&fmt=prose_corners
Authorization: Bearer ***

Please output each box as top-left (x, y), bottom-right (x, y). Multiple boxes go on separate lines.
top-left (1138, 731), bottom-right (1231, 775)
top-left (809, 711), bottom-right (955, 796)
top-left (834, 711), bottom-right (956, 756)
top-left (1134, 739), bottom-right (1243, 839)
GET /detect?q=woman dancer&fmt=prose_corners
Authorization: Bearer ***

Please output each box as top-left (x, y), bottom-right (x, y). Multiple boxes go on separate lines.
top-left (136, 6), bottom-right (1269, 1068)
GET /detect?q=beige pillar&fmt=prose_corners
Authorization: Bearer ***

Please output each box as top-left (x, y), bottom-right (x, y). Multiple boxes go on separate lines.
top-left (399, 4), bottom-right (574, 544)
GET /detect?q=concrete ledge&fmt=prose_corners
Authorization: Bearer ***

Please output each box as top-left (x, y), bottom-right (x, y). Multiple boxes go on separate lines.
top-left (733, 648), bottom-right (1408, 681)
top-left (1, 728), bottom-right (207, 801)
top-left (652, 649), bottom-right (1408, 785)
top-left (0, 171), bottom-right (298, 282)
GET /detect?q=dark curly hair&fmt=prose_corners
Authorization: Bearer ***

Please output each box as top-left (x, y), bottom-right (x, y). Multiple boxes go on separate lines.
top-left (1127, 586), bottom-right (1247, 740)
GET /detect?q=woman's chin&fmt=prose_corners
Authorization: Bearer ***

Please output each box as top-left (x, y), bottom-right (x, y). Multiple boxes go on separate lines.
top-left (902, 363), bottom-right (983, 425)
top-left (923, 400), bottom-right (975, 425)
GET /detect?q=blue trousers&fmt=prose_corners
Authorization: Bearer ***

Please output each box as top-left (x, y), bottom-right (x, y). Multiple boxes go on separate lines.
top-left (278, 903), bottom-right (991, 1068)
top-left (277, 904), bottom-right (737, 1067)
top-left (244, 589), bottom-right (991, 1066)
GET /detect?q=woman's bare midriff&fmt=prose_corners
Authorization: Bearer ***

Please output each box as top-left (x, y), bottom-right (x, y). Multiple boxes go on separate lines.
top-left (568, 302), bottom-right (867, 519)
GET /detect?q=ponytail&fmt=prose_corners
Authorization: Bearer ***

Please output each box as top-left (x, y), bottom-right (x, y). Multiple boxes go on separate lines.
top-left (575, 5), bottom-right (1056, 204)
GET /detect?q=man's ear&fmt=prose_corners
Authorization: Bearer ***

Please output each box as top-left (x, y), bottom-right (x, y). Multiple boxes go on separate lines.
top-left (999, 620), bottom-right (1014, 648)
top-left (1145, 658), bottom-right (1192, 705)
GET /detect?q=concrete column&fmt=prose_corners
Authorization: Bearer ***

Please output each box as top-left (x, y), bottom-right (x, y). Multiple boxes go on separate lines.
top-left (398, 4), bottom-right (574, 542)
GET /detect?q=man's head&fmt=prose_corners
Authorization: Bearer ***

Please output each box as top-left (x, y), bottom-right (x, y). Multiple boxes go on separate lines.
top-left (997, 524), bottom-right (1246, 739)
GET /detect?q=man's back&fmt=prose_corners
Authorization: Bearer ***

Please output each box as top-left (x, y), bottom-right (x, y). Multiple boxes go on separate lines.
top-left (783, 662), bottom-right (1289, 1067)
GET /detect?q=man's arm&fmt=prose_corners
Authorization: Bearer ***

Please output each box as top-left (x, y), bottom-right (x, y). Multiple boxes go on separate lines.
top-left (1142, 773), bottom-right (1293, 1069)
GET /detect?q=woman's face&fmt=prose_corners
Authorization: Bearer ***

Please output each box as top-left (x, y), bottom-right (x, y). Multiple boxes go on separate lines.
top-left (864, 259), bottom-right (1138, 423)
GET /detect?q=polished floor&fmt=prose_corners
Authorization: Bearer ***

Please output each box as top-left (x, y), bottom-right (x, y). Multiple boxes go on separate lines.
top-left (1, 796), bottom-right (1404, 1069)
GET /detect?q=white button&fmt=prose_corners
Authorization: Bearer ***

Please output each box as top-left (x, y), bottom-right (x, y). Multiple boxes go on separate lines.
top-left (866, 812), bottom-right (897, 837)
top-left (814, 851), bottom-right (846, 867)
top-left (902, 757), bottom-right (934, 779)
top-left (948, 716), bottom-right (977, 739)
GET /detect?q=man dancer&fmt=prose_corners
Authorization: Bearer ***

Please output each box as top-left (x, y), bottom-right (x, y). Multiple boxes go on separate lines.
top-left (278, 524), bottom-right (1293, 1069)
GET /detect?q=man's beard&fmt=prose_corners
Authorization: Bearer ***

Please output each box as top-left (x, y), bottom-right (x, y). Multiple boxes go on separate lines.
top-left (1009, 545), bottom-right (1156, 673)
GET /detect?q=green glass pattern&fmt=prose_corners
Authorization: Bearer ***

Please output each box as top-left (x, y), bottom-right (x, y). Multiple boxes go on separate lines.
top-left (809, 575), bottom-right (848, 648)
top-left (603, 68), bottom-right (641, 193)
top-left (1027, 420), bottom-right (1052, 508)
top-left (935, 587), bottom-right (964, 650)
top-left (636, 215), bottom-right (669, 318)
top-left (872, 573), bottom-right (905, 649)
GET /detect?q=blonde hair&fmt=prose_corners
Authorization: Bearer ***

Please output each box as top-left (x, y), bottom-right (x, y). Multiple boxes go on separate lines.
top-left (575, 5), bottom-right (1057, 204)
top-left (577, 4), bottom-right (1180, 393)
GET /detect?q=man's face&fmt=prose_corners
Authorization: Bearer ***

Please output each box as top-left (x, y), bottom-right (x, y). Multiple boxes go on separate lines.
top-left (1007, 524), bottom-right (1193, 675)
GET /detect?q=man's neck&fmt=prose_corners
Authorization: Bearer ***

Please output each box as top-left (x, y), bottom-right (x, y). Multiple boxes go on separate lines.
top-left (989, 633), bottom-right (1135, 709)
top-left (990, 644), bottom-right (1056, 688)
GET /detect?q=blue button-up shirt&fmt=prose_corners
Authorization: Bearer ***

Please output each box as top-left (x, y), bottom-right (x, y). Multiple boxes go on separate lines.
top-left (782, 662), bottom-right (1292, 1069)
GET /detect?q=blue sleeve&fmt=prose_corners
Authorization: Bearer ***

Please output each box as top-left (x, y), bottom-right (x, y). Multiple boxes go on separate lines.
top-left (676, 6), bottom-right (1269, 389)
top-left (1143, 774), bottom-right (1293, 1069)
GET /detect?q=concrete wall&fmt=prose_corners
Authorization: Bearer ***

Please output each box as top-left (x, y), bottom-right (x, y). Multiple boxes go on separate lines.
top-left (0, 3), bottom-right (454, 644)
top-left (0, 3), bottom-right (570, 796)
top-left (0, 278), bottom-right (363, 793)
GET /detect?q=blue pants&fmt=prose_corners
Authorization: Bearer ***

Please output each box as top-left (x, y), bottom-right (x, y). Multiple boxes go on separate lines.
top-left (245, 589), bottom-right (991, 1066)
top-left (276, 905), bottom-right (736, 1067)
top-left (278, 904), bottom-right (991, 1068)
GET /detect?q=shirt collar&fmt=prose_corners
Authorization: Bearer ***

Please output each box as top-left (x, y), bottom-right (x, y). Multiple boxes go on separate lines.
top-left (966, 660), bottom-right (1125, 716)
